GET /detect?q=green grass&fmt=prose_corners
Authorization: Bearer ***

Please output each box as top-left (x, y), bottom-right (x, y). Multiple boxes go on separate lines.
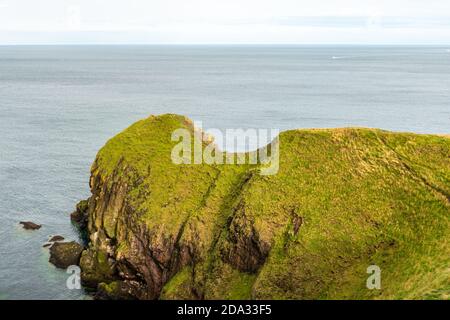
top-left (160, 267), bottom-right (193, 299)
top-left (90, 114), bottom-right (450, 300)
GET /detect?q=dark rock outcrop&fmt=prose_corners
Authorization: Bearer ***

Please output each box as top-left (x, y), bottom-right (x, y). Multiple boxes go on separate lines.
top-left (49, 235), bottom-right (65, 242)
top-left (49, 241), bottom-right (84, 269)
top-left (221, 210), bottom-right (270, 273)
top-left (19, 221), bottom-right (41, 230)
top-left (70, 200), bottom-right (89, 229)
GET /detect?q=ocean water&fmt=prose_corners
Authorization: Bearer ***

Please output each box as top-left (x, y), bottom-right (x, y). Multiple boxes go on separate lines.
top-left (0, 45), bottom-right (449, 300)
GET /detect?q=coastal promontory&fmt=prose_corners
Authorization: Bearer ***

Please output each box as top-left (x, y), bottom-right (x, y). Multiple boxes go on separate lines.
top-left (74, 114), bottom-right (449, 300)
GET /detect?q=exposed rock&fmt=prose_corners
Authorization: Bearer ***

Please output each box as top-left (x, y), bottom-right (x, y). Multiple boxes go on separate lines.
top-left (49, 241), bottom-right (84, 269)
top-left (292, 215), bottom-right (303, 236)
top-left (70, 200), bottom-right (89, 229)
top-left (73, 114), bottom-right (450, 300)
top-left (95, 280), bottom-right (145, 300)
top-left (19, 221), bottom-right (41, 230)
top-left (49, 235), bottom-right (65, 242)
top-left (221, 210), bottom-right (270, 273)
top-left (79, 247), bottom-right (117, 288)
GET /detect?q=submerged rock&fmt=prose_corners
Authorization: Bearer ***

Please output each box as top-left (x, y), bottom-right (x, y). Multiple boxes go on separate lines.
top-left (19, 221), bottom-right (41, 230)
top-left (49, 235), bottom-right (65, 242)
top-left (49, 241), bottom-right (84, 269)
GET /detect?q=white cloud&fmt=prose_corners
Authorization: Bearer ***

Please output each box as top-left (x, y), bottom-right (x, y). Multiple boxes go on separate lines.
top-left (1, 0), bottom-right (450, 44)
top-left (66, 5), bottom-right (81, 31)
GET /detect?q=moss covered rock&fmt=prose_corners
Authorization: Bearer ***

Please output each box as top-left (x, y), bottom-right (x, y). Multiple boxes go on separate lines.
top-left (70, 199), bottom-right (89, 229)
top-left (49, 241), bottom-right (84, 269)
top-left (77, 114), bottom-right (450, 300)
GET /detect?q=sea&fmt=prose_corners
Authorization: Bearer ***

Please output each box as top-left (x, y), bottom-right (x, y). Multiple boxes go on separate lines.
top-left (0, 45), bottom-right (449, 299)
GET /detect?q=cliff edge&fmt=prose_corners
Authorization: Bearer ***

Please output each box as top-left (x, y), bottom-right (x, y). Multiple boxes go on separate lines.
top-left (76, 114), bottom-right (450, 299)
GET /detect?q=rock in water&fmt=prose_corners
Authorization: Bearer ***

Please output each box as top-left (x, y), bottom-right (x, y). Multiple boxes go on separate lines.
top-left (70, 200), bottom-right (89, 229)
top-left (19, 221), bottom-right (41, 230)
top-left (49, 235), bottom-right (65, 242)
top-left (49, 241), bottom-right (84, 269)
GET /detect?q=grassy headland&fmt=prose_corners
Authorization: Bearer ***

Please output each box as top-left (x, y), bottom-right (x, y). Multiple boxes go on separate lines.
top-left (79, 114), bottom-right (449, 300)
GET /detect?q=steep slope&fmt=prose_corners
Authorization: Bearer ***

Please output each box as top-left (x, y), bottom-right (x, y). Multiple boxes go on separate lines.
top-left (77, 114), bottom-right (450, 300)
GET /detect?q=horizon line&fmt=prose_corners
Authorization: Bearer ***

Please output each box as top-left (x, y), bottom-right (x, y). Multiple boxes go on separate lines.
top-left (2, 43), bottom-right (450, 46)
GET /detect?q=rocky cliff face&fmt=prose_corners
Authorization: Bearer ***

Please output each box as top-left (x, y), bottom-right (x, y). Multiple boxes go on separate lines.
top-left (77, 114), bottom-right (450, 300)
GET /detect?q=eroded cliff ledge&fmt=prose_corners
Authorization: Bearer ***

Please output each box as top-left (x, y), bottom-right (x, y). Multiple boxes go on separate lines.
top-left (76, 114), bottom-right (450, 300)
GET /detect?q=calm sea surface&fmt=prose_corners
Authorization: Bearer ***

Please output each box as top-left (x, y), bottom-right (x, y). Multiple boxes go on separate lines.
top-left (0, 45), bottom-right (449, 299)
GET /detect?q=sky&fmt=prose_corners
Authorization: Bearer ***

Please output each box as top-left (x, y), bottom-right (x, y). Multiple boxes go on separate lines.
top-left (1, 0), bottom-right (450, 44)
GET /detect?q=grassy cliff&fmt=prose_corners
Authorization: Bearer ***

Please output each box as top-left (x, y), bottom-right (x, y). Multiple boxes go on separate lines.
top-left (78, 114), bottom-right (450, 300)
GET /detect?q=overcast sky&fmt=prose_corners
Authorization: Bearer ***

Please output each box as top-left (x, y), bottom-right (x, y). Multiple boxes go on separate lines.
top-left (1, 0), bottom-right (450, 44)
